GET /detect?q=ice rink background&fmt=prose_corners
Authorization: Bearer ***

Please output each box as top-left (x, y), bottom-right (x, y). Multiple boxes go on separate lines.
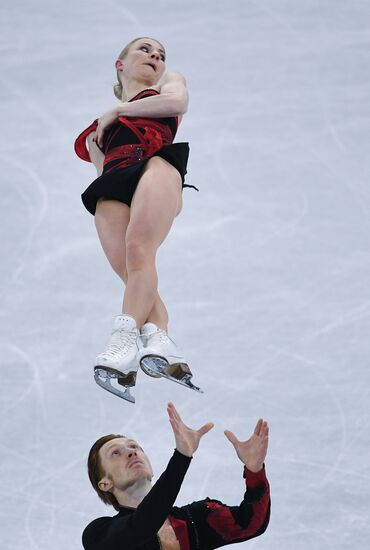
top-left (1, 0), bottom-right (370, 548)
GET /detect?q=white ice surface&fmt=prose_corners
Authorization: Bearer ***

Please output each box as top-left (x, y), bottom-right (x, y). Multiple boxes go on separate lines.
top-left (1, 1), bottom-right (370, 549)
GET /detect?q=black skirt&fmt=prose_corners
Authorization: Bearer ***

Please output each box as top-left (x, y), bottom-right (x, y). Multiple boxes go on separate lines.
top-left (81, 142), bottom-right (190, 215)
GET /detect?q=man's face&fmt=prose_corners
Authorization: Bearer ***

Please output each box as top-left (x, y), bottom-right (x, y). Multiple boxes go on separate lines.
top-left (98, 437), bottom-right (153, 493)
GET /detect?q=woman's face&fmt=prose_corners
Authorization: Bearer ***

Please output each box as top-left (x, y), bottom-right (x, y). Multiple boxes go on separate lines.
top-left (118, 38), bottom-right (166, 84)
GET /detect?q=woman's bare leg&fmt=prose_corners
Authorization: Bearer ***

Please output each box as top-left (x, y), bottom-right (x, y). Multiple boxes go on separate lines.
top-left (94, 199), bottom-right (130, 281)
top-left (123, 157), bottom-right (182, 329)
top-left (94, 198), bottom-right (169, 328)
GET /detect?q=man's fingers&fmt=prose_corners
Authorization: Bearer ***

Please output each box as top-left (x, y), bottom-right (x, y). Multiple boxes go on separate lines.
top-left (262, 422), bottom-right (269, 438)
top-left (224, 430), bottom-right (239, 447)
top-left (167, 403), bottom-right (176, 421)
top-left (167, 402), bottom-right (178, 415)
top-left (167, 403), bottom-right (184, 433)
top-left (254, 418), bottom-right (263, 436)
top-left (198, 422), bottom-right (214, 437)
top-left (257, 420), bottom-right (269, 438)
top-left (167, 402), bottom-right (182, 424)
top-left (168, 417), bottom-right (180, 434)
top-left (168, 402), bottom-right (181, 422)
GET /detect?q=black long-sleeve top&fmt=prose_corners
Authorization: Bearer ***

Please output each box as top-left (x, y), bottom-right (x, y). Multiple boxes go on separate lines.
top-left (82, 449), bottom-right (270, 550)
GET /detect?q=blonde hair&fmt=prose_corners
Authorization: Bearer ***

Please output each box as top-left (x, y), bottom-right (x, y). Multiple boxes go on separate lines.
top-left (113, 37), bottom-right (166, 99)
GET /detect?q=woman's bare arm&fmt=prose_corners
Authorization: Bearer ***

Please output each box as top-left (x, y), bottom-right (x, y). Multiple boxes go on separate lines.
top-left (117, 71), bottom-right (188, 117)
top-left (94, 72), bottom-right (188, 147)
top-left (87, 133), bottom-right (105, 176)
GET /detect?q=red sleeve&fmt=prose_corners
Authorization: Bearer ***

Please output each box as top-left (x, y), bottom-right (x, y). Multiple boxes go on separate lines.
top-left (74, 120), bottom-right (98, 162)
top-left (243, 464), bottom-right (268, 488)
top-left (206, 465), bottom-right (270, 543)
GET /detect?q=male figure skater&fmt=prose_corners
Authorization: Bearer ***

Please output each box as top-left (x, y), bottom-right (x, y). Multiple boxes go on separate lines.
top-left (83, 403), bottom-right (270, 550)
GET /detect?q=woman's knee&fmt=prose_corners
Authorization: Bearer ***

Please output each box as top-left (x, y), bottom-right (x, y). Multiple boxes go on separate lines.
top-left (125, 238), bottom-right (155, 271)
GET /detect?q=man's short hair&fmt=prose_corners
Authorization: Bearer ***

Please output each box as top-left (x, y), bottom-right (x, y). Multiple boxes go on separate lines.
top-left (87, 434), bottom-right (126, 511)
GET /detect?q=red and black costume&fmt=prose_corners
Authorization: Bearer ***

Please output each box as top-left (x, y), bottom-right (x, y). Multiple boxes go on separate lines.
top-left (82, 450), bottom-right (270, 550)
top-left (75, 89), bottom-right (194, 215)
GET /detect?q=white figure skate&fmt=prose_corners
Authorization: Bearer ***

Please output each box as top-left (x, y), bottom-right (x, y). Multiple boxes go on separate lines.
top-left (138, 323), bottom-right (203, 393)
top-left (94, 315), bottom-right (140, 403)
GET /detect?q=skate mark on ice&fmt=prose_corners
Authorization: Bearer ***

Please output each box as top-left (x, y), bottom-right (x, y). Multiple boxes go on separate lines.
top-left (1, 343), bottom-right (46, 418)
top-left (266, 348), bottom-right (347, 485)
top-left (0, 153), bottom-right (48, 286)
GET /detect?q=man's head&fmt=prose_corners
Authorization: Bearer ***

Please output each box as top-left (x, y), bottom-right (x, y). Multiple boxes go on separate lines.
top-left (87, 434), bottom-right (153, 510)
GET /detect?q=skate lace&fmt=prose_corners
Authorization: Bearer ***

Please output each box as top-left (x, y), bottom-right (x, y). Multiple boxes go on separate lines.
top-left (104, 330), bottom-right (136, 358)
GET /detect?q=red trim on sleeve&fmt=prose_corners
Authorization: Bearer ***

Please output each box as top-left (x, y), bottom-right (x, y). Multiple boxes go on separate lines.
top-left (168, 516), bottom-right (190, 550)
top-left (206, 466), bottom-right (270, 543)
top-left (243, 464), bottom-right (268, 489)
top-left (74, 120), bottom-right (98, 162)
top-left (130, 88), bottom-right (159, 102)
top-left (206, 500), bottom-right (268, 542)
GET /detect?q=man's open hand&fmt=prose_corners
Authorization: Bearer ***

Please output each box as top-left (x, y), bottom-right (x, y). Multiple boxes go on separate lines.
top-left (167, 402), bottom-right (214, 457)
top-left (224, 419), bottom-right (269, 472)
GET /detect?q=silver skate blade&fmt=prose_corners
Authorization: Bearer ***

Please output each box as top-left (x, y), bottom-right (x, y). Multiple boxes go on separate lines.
top-left (94, 367), bottom-right (136, 403)
top-left (140, 356), bottom-right (203, 394)
top-left (139, 357), bottom-right (162, 378)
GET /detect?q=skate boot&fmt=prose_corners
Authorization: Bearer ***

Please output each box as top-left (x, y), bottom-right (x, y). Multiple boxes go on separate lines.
top-left (94, 315), bottom-right (140, 403)
top-left (138, 323), bottom-right (203, 393)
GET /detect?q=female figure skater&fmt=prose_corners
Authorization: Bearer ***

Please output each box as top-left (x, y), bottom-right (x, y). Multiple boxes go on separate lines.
top-left (75, 37), bottom-right (198, 401)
